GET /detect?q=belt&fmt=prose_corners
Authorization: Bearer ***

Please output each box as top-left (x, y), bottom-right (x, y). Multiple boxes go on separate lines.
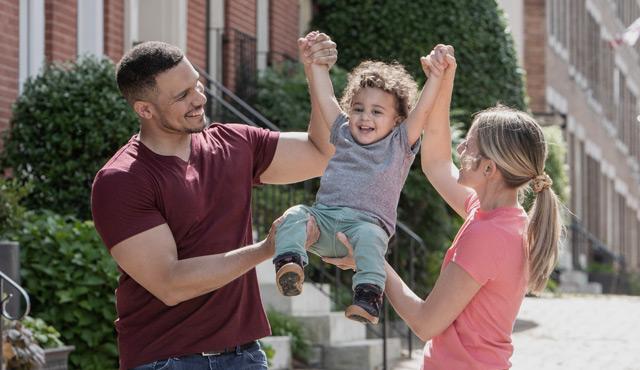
top-left (201, 340), bottom-right (258, 356)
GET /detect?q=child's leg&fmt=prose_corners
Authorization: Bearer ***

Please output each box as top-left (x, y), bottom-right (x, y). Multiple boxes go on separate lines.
top-left (344, 222), bottom-right (389, 291)
top-left (274, 204), bottom-right (313, 265)
top-left (341, 217), bottom-right (389, 324)
top-left (274, 205), bottom-right (313, 296)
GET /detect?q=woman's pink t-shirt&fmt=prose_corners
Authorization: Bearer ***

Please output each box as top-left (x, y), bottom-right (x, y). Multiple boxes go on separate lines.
top-left (422, 194), bottom-right (529, 370)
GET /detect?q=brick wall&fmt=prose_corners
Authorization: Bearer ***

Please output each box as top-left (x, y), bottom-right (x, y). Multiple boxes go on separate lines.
top-left (269, 0), bottom-right (299, 63)
top-left (104, 0), bottom-right (124, 63)
top-left (224, 0), bottom-right (256, 92)
top-left (45, 0), bottom-right (77, 62)
top-left (0, 0), bottom-right (19, 149)
top-left (187, 0), bottom-right (207, 71)
top-left (524, 0), bottom-right (546, 112)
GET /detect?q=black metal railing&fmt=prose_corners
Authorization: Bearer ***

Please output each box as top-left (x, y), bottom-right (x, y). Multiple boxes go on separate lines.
top-left (569, 215), bottom-right (626, 293)
top-left (1, 269), bottom-right (31, 366)
top-left (230, 29), bottom-right (258, 103)
top-left (197, 62), bottom-right (428, 369)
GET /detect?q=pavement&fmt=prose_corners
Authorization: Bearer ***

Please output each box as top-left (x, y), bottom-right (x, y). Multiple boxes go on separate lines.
top-left (392, 294), bottom-right (640, 370)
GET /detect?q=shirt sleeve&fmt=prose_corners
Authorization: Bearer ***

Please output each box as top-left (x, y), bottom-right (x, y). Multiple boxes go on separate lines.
top-left (238, 125), bottom-right (280, 185)
top-left (397, 122), bottom-right (421, 156)
top-left (329, 112), bottom-right (349, 145)
top-left (91, 169), bottom-right (166, 249)
top-left (450, 223), bottom-right (506, 285)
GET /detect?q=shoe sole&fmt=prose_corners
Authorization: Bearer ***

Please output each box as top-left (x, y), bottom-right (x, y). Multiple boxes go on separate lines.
top-left (276, 263), bottom-right (304, 296)
top-left (345, 304), bottom-right (379, 325)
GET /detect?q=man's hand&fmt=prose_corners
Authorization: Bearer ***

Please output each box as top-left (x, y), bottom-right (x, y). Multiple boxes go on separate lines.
top-left (322, 232), bottom-right (356, 271)
top-left (263, 215), bottom-right (285, 257)
top-left (304, 215), bottom-right (320, 250)
top-left (298, 31), bottom-right (337, 69)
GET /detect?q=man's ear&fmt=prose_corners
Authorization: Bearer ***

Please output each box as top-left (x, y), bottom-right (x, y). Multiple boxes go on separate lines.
top-left (133, 100), bottom-right (154, 120)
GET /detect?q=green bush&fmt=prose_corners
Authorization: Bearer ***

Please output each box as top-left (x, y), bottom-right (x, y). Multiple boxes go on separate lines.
top-left (0, 178), bottom-right (28, 239)
top-left (266, 310), bottom-right (311, 364)
top-left (1, 56), bottom-right (139, 219)
top-left (312, 0), bottom-right (526, 125)
top-left (7, 210), bottom-right (119, 370)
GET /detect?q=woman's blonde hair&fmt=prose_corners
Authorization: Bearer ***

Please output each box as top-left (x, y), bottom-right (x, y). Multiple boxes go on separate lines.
top-left (473, 105), bottom-right (562, 294)
top-left (340, 61), bottom-right (418, 121)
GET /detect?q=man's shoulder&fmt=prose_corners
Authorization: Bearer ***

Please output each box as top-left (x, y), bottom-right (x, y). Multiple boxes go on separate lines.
top-left (94, 139), bottom-right (149, 187)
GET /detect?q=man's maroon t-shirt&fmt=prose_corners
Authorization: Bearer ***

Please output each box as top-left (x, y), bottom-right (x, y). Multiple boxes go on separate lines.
top-left (91, 123), bottom-right (280, 369)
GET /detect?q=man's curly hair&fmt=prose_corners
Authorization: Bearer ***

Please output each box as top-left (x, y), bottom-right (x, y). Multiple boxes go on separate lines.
top-left (340, 61), bottom-right (418, 121)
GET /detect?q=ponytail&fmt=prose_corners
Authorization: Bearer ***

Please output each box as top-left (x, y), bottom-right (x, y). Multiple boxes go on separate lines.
top-left (526, 177), bottom-right (562, 294)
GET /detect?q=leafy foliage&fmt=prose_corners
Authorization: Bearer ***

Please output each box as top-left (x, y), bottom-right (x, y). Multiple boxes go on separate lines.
top-left (1, 56), bottom-right (139, 219)
top-left (266, 310), bottom-right (311, 363)
top-left (6, 211), bottom-right (119, 370)
top-left (0, 178), bottom-right (28, 239)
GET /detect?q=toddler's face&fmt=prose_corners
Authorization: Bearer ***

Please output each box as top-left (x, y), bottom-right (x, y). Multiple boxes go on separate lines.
top-left (347, 87), bottom-right (399, 145)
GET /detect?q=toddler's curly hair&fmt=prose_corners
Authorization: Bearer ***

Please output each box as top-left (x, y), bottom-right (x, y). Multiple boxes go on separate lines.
top-left (340, 61), bottom-right (418, 121)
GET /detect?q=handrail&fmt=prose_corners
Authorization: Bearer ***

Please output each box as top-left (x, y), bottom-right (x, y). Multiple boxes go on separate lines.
top-left (1, 269), bottom-right (31, 321)
top-left (196, 66), bottom-right (280, 131)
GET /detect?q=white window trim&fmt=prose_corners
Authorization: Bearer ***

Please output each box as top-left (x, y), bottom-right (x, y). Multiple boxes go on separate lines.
top-left (256, 0), bottom-right (269, 72)
top-left (77, 0), bottom-right (104, 57)
top-left (19, 0), bottom-right (45, 93)
top-left (124, 0), bottom-right (139, 51)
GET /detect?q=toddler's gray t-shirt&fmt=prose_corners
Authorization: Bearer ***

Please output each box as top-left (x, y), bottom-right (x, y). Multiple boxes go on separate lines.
top-left (315, 113), bottom-right (420, 235)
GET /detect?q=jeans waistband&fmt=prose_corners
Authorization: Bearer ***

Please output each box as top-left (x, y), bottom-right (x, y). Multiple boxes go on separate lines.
top-left (201, 340), bottom-right (258, 356)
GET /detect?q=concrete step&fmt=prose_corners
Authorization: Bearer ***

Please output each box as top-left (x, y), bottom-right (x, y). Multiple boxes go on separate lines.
top-left (323, 337), bottom-right (403, 370)
top-left (296, 312), bottom-right (367, 344)
top-left (261, 336), bottom-right (291, 370)
top-left (559, 270), bottom-right (603, 294)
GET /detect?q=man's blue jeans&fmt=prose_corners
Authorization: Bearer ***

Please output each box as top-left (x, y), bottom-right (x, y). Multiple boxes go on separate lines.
top-left (130, 342), bottom-right (267, 370)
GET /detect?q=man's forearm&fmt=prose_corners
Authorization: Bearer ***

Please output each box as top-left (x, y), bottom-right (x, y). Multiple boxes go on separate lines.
top-left (163, 240), bottom-right (271, 305)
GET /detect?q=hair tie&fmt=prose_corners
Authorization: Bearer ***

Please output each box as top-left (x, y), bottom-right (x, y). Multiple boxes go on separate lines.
top-left (531, 173), bottom-right (553, 193)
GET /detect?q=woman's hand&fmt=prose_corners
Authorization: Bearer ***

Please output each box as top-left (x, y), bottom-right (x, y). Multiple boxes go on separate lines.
top-left (322, 232), bottom-right (356, 271)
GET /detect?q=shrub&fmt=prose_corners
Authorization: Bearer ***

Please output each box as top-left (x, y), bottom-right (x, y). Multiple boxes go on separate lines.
top-left (0, 178), bottom-right (28, 239)
top-left (7, 210), bottom-right (119, 370)
top-left (1, 56), bottom-right (139, 219)
top-left (266, 310), bottom-right (311, 364)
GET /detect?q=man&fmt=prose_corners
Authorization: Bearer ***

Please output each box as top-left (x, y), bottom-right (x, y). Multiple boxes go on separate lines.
top-left (91, 35), bottom-right (337, 369)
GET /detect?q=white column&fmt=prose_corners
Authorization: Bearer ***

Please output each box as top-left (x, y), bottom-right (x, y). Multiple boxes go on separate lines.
top-left (256, 0), bottom-right (270, 71)
top-left (77, 0), bottom-right (104, 56)
top-left (124, 0), bottom-right (139, 51)
top-left (19, 0), bottom-right (45, 93)
top-left (208, 0), bottom-right (225, 82)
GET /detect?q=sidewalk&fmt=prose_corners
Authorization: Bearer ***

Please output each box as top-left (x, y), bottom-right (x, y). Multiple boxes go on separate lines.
top-left (392, 294), bottom-right (640, 370)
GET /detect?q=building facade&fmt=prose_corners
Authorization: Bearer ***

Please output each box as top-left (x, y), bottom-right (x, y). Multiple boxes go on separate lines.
top-left (498, 0), bottom-right (640, 280)
top-left (0, 0), bottom-right (307, 149)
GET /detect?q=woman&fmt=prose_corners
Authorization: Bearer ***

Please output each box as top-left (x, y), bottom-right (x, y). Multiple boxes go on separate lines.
top-left (323, 45), bottom-right (563, 369)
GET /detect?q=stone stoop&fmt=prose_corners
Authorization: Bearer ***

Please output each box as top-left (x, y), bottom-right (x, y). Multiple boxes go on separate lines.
top-left (559, 269), bottom-right (603, 294)
top-left (256, 260), bottom-right (404, 370)
top-left (261, 336), bottom-right (292, 370)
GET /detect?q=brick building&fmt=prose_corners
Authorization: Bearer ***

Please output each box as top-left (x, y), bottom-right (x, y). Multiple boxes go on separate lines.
top-left (0, 0), bottom-right (308, 148)
top-left (498, 0), bottom-right (640, 283)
